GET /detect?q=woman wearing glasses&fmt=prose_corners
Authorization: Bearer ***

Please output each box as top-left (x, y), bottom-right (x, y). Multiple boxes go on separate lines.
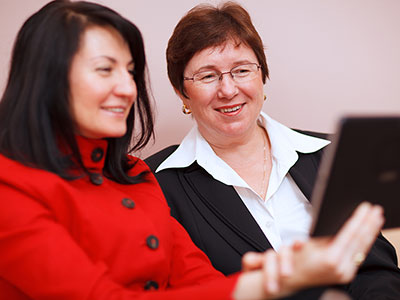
top-left (145, 2), bottom-right (400, 299)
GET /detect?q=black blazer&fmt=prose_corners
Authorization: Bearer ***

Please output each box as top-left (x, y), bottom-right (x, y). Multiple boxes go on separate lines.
top-left (145, 132), bottom-right (400, 299)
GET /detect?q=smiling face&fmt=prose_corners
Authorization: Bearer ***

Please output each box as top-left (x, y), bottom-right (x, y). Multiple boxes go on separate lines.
top-left (180, 40), bottom-right (265, 144)
top-left (69, 26), bottom-right (136, 139)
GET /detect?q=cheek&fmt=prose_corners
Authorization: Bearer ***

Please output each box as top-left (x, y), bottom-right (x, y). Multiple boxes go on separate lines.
top-left (69, 82), bottom-right (103, 128)
top-left (70, 91), bottom-right (90, 120)
top-left (186, 87), bottom-right (215, 110)
top-left (243, 80), bottom-right (264, 101)
top-left (69, 76), bottom-right (90, 111)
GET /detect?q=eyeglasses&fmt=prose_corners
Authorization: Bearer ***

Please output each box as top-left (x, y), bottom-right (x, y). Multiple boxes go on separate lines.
top-left (184, 63), bottom-right (261, 87)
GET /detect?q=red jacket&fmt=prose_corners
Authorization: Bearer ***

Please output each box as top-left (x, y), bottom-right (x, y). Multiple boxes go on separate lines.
top-left (0, 136), bottom-right (238, 299)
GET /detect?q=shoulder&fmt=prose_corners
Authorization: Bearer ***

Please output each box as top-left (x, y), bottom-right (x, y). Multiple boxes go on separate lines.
top-left (144, 145), bottom-right (179, 172)
top-left (126, 155), bottom-right (154, 177)
top-left (292, 128), bottom-right (331, 158)
top-left (127, 155), bottom-right (172, 189)
top-left (0, 153), bottom-right (53, 180)
top-left (292, 128), bottom-right (330, 140)
top-left (288, 130), bottom-right (332, 172)
top-left (0, 153), bottom-right (61, 198)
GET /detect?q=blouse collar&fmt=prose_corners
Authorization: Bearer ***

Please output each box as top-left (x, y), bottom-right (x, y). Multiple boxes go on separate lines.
top-left (156, 112), bottom-right (330, 178)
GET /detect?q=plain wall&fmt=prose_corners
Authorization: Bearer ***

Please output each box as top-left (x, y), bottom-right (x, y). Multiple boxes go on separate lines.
top-left (1, 0), bottom-right (400, 158)
top-left (1, 0), bottom-right (400, 261)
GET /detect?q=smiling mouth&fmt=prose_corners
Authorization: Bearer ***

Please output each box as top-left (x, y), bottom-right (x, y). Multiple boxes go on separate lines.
top-left (218, 104), bottom-right (243, 113)
top-left (102, 107), bottom-right (126, 113)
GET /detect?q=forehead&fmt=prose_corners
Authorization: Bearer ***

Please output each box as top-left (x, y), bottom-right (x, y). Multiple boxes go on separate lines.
top-left (186, 41), bottom-right (257, 71)
top-left (75, 26), bottom-right (132, 61)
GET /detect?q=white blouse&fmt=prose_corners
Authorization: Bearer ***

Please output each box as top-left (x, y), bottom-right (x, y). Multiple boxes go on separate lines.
top-left (157, 112), bottom-right (330, 250)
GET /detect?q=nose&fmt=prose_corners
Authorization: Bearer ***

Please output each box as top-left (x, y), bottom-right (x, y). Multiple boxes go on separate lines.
top-left (216, 72), bottom-right (238, 99)
top-left (114, 71), bottom-right (137, 99)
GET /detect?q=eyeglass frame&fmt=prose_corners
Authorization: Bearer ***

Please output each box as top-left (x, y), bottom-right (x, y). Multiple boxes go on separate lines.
top-left (183, 63), bottom-right (261, 85)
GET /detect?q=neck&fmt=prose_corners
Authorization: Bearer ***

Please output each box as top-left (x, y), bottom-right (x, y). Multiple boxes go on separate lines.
top-left (206, 124), bottom-right (269, 160)
top-left (204, 123), bottom-right (272, 201)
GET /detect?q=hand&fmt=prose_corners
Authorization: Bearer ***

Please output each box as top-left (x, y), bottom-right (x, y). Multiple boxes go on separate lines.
top-left (241, 246), bottom-right (294, 294)
top-left (234, 249), bottom-right (295, 299)
top-left (285, 202), bottom-right (384, 290)
top-left (235, 202), bottom-right (384, 299)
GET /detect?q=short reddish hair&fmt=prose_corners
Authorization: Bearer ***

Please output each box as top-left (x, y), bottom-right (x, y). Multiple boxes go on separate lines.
top-left (167, 1), bottom-right (269, 98)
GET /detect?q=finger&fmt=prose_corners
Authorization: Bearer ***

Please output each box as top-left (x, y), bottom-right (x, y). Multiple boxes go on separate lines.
top-left (242, 251), bottom-right (264, 271)
top-left (319, 202), bottom-right (373, 277)
top-left (341, 205), bottom-right (384, 266)
top-left (278, 245), bottom-right (293, 277)
top-left (292, 240), bottom-right (306, 251)
top-left (263, 250), bottom-right (279, 294)
top-left (329, 203), bottom-right (384, 276)
top-left (340, 204), bottom-right (383, 257)
top-left (329, 202), bottom-right (372, 256)
top-left (342, 205), bottom-right (384, 281)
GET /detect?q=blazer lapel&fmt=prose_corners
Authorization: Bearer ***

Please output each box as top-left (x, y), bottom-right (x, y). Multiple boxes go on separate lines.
top-left (289, 152), bottom-right (321, 201)
top-left (180, 163), bottom-right (271, 254)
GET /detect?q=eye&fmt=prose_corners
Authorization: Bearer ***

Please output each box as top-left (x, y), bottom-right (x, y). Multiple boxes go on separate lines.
top-left (128, 69), bottom-right (136, 78)
top-left (232, 66), bottom-right (251, 77)
top-left (96, 66), bottom-right (112, 75)
top-left (195, 71), bottom-right (219, 83)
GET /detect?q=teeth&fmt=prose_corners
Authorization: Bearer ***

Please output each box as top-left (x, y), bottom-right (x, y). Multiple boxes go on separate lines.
top-left (104, 107), bottom-right (124, 113)
top-left (220, 105), bottom-right (242, 113)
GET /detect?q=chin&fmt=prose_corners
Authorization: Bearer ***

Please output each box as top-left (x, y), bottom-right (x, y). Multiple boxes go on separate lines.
top-left (221, 124), bottom-right (248, 136)
top-left (106, 132), bottom-right (127, 138)
top-left (96, 128), bottom-right (127, 139)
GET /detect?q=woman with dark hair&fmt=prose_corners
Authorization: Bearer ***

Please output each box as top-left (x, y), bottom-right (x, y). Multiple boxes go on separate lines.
top-left (0, 1), bottom-right (385, 299)
top-left (0, 0), bottom-right (152, 183)
top-left (145, 2), bottom-right (400, 299)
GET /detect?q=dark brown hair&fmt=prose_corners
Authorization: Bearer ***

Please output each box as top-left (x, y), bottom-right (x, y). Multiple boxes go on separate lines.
top-left (166, 1), bottom-right (269, 98)
top-left (0, 0), bottom-right (153, 184)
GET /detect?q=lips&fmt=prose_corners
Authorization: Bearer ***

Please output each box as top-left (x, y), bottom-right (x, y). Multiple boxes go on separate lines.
top-left (100, 105), bottom-right (129, 115)
top-left (102, 107), bottom-right (125, 113)
top-left (217, 104), bottom-right (243, 113)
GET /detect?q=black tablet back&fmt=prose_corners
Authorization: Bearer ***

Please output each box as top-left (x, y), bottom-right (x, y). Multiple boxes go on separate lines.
top-left (310, 116), bottom-right (400, 237)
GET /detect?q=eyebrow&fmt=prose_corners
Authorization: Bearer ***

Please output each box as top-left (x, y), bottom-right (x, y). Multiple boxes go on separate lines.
top-left (91, 55), bottom-right (134, 66)
top-left (91, 55), bottom-right (116, 63)
top-left (193, 60), bottom-right (255, 74)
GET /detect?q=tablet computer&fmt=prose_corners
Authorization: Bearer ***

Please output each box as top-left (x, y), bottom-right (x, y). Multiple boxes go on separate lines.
top-left (310, 116), bottom-right (400, 237)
